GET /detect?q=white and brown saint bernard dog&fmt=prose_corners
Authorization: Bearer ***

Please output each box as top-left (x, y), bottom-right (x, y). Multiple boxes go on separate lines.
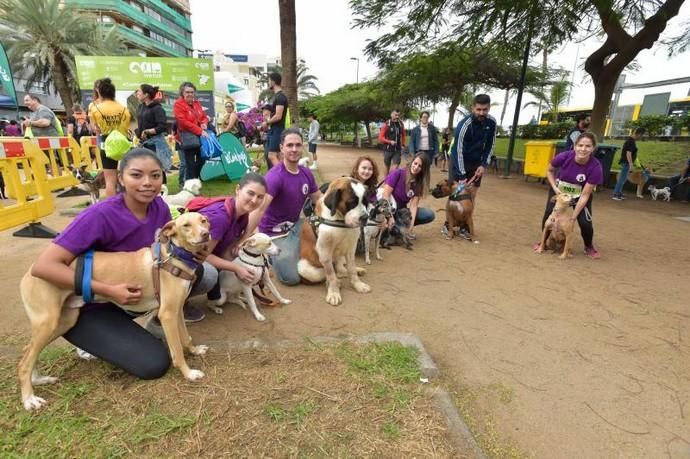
top-left (297, 177), bottom-right (371, 305)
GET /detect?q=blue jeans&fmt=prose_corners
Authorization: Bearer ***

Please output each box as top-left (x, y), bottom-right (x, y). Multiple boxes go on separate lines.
top-left (143, 134), bottom-right (172, 171)
top-left (177, 143), bottom-right (187, 186)
top-left (269, 219), bottom-right (303, 286)
top-left (395, 207), bottom-right (435, 231)
top-left (613, 162), bottom-right (630, 196)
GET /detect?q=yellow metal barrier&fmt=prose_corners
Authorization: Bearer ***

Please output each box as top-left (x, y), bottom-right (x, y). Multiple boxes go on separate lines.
top-left (0, 139), bottom-right (57, 238)
top-left (4, 136), bottom-right (85, 199)
top-left (80, 136), bottom-right (103, 170)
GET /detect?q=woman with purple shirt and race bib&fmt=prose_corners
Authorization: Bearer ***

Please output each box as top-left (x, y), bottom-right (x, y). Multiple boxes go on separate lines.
top-left (29, 149), bottom-right (218, 380)
top-left (537, 132), bottom-right (604, 259)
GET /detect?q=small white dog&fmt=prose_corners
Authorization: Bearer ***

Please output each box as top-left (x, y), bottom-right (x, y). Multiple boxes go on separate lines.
top-left (162, 179), bottom-right (202, 207)
top-left (298, 157), bottom-right (310, 168)
top-left (213, 233), bottom-right (291, 321)
top-left (649, 185), bottom-right (671, 201)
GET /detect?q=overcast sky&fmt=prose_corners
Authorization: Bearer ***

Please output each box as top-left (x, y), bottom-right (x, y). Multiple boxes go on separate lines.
top-left (190, 0), bottom-right (690, 127)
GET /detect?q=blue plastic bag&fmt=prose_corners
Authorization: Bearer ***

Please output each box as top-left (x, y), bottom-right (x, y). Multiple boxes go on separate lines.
top-left (200, 130), bottom-right (224, 160)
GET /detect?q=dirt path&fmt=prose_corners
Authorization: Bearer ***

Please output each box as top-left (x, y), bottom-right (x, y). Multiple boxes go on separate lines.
top-left (2, 145), bottom-right (689, 457)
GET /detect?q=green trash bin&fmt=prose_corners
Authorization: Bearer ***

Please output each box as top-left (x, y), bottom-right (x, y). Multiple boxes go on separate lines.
top-left (595, 144), bottom-right (618, 188)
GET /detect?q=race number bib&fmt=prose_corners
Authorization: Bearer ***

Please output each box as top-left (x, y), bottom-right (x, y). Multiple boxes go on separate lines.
top-left (557, 180), bottom-right (582, 198)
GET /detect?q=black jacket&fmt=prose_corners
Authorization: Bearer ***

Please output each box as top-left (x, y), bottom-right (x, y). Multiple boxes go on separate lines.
top-left (136, 101), bottom-right (167, 138)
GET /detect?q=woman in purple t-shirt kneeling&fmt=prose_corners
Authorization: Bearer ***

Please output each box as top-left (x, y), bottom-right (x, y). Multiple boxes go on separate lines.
top-left (29, 149), bottom-right (216, 380)
top-left (381, 153), bottom-right (435, 239)
top-left (537, 132), bottom-right (604, 259)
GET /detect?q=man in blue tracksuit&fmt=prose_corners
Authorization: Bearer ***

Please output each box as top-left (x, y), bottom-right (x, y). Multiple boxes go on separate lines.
top-left (449, 93), bottom-right (497, 203)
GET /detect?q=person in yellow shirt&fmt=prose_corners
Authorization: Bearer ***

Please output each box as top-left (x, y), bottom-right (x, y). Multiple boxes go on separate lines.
top-left (89, 78), bottom-right (131, 197)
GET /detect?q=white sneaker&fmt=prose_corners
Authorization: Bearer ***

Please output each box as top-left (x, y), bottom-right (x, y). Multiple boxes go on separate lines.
top-left (75, 348), bottom-right (98, 361)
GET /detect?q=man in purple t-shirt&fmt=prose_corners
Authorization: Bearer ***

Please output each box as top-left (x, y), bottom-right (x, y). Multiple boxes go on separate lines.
top-left (247, 128), bottom-right (321, 285)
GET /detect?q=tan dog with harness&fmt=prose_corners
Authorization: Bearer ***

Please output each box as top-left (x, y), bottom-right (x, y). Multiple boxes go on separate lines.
top-left (431, 179), bottom-right (475, 240)
top-left (536, 193), bottom-right (575, 259)
top-left (17, 212), bottom-right (211, 411)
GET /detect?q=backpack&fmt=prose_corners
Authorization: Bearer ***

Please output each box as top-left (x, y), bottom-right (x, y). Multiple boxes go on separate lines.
top-left (186, 196), bottom-right (227, 212)
top-left (236, 119), bottom-right (248, 138)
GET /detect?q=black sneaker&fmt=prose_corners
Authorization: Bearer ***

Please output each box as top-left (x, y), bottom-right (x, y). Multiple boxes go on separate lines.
top-left (183, 304), bottom-right (205, 323)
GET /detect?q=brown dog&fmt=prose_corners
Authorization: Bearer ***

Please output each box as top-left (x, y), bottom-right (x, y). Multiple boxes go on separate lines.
top-left (431, 179), bottom-right (475, 240)
top-left (536, 193), bottom-right (574, 259)
top-left (18, 212), bottom-right (211, 411)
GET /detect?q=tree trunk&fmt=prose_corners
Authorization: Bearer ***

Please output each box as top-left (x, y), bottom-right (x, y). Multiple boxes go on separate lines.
top-left (584, 0), bottom-right (684, 139)
top-left (353, 121), bottom-right (359, 147)
top-left (447, 91), bottom-right (462, 131)
top-left (278, 0), bottom-right (298, 126)
top-left (52, 54), bottom-right (74, 116)
top-left (364, 120), bottom-right (372, 145)
top-left (499, 89), bottom-right (510, 126)
top-left (536, 47), bottom-right (547, 122)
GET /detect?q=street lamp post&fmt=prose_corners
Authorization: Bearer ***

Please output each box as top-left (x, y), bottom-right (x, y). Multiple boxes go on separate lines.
top-left (350, 57), bottom-right (360, 84)
top-left (350, 57), bottom-right (361, 147)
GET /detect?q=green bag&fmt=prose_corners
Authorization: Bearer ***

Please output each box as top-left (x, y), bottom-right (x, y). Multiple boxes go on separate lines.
top-left (104, 130), bottom-right (131, 161)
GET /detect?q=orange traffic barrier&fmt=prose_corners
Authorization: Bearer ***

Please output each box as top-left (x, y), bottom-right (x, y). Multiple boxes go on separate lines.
top-left (4, 136), bottom-right (86, 199)
top-left (79, 136), bottom-right (103, 170)
top-left (0, 139), bottom-right (57, 238)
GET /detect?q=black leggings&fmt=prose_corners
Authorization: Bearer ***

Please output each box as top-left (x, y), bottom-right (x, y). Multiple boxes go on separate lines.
top-left (183, 147), bottom-right (203, 179)
top-left (63, 304), bottom-right (170, 379)
top-left (541, 188), bottom-right (594, 248)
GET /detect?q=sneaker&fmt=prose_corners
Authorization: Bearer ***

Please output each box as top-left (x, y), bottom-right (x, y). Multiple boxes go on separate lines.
top-left (309, 164), bottom-right (318, 170)
top-left (441, 221), bottom-right (449, 236)
top-left (459, 227), bottom-right (472, 240)
top-left (584, 246), bottom-right (601, 259)
top-left (75, 348), bottom-right (98, 361)
top-left (183, 303), bottom-right (205, 323)
top-left (144, 315), bottom-right (165, 340)
top-left (611, 195), bottom-right (623, 201)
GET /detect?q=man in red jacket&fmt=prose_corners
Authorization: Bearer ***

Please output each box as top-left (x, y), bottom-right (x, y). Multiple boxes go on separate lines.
top-left (378, 109), bottom-right (406, 176)
top-left (173, 82), bottom-right (209, 180)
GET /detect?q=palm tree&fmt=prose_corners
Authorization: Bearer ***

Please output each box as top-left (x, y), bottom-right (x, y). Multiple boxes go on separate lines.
top-left (0, 0), bottom-right (126, 115)
top-left (278, 0), bottom-right (298, 125)
top-left (258, 61), bottom-right (321, 102)
top-left (524, 79), bottom-right (570, 123)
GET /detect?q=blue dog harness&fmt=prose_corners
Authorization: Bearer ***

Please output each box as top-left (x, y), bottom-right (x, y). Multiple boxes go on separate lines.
top-left (74, 249), bottom-right (95, 303)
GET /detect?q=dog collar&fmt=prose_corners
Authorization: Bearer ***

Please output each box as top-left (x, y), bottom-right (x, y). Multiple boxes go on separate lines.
top-left (168, 242), bottom-right (203, 271)
top-left (239, 249), bottom-right (268, 268)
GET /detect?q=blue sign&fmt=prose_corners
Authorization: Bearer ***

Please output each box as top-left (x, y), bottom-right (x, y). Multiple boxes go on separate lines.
top-left (227, 54), bottom-right (248, 63)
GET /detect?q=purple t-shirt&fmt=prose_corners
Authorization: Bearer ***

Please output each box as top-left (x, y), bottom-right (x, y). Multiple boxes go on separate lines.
top-left (385, 168), bottom-right (416, 208)
top-left (198, 198), bottom-right (248, 256)
top-left (551, 150), bottom-right (604, 191)
top-left (259, 162), bottom-right (318, 235)
top-left (54, 194), bottom-right (172, 255)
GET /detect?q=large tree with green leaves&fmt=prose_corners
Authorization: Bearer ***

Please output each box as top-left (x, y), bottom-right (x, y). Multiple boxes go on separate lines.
top-left (377, 41), bottom-right (547, 130)
top-left (351, 0), bottom-right (688, 138)
top-left (0, 0), bottom-right (127, 115)
top-left (524, 78), bottom-right (571, 123)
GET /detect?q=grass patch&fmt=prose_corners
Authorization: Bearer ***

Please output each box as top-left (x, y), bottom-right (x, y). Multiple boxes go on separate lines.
top-left (0, 341), bottom-right (456, 457)
top-left (494, 137), bottom-right (689, 174)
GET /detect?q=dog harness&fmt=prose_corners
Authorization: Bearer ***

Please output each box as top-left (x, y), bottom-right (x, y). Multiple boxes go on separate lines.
top-left (151, 231), bottom-right (199, 303)
top-left (74, 250), bottom-right (95, 303)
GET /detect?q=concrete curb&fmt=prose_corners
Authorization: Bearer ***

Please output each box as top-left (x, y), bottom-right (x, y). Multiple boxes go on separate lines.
top-left (207, 332), bottom-right (484, 458)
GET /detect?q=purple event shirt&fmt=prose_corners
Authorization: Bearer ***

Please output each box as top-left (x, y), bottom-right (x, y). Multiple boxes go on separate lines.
top-left (198, 198), bottom-right (248, 256)
top-left (259, 162), bottom-right (318, 235)
top-left (54, 194), bottom-right (172, 256)
top-left (384, 168), bottom-right (416, 208)
top-left (551, 150), bottom-right (604, 187)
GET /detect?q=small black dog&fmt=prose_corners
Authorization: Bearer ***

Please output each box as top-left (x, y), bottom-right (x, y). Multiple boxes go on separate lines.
top-left (381, 208), bottom-right (414, 250)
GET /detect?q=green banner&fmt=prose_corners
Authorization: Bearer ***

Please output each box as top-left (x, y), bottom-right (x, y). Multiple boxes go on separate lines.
top-left (0, 41), bottom-right (18, 108)
top-left (74, 55), bottom-right (214, 92)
